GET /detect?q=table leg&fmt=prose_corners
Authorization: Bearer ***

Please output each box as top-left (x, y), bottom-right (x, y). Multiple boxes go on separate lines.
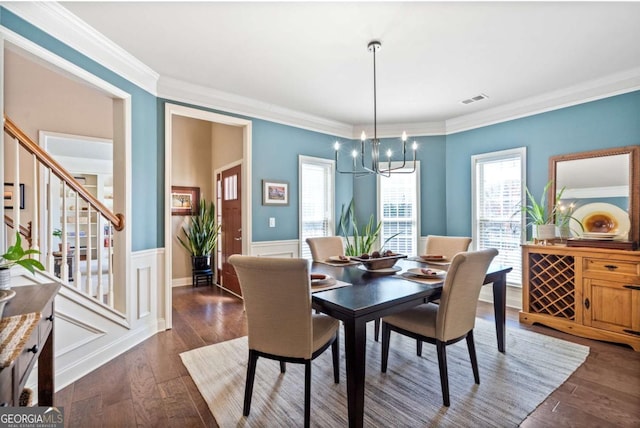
top-left (492, 273), bottom-right (507, 353)
top-left (343, 319), bottom-right (367, 428)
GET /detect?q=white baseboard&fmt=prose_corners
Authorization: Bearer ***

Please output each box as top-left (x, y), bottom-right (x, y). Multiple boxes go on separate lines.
top-left (172, 276), bottom-right (192, 287)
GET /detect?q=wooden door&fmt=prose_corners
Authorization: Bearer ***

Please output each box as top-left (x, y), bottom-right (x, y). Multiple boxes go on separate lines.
top-left (220, 164), bottom-right (242, 296)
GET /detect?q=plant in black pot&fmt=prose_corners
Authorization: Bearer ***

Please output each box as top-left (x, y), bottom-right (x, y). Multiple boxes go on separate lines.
top-left (177, 199), bottom-right (221, 283)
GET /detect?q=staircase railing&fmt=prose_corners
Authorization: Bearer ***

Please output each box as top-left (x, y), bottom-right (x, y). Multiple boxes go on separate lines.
top-left (3, 115), bottom-right (125, 309)
top-left (3, 216), bottom-right (32, 248)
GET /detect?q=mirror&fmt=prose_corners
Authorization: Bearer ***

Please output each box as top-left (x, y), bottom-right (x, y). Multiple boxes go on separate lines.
top-left (549, 145), bottom-right (640, 244)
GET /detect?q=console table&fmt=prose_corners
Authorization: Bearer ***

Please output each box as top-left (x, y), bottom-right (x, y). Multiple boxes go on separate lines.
top-left (520, 244), bottom-right (640, 351)
top-left (0, 283), bottom-right (60, 406)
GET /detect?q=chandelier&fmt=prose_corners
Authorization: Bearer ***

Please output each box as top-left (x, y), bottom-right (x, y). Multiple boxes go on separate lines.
top-left (334, 40), bottom-right (418, 177)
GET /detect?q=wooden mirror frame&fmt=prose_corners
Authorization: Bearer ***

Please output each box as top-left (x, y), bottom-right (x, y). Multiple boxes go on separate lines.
top-left (548, 145), bottom-right (640, 245)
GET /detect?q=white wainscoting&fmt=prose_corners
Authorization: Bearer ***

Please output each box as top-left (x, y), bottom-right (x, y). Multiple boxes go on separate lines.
top-left (250, 239), bottom-right (300, 258)
top-left (20, 248), bottom-right (165, 393)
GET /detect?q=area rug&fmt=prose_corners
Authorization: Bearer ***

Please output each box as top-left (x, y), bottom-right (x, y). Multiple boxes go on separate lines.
top-left (180, 319), bottom-right (589, 427)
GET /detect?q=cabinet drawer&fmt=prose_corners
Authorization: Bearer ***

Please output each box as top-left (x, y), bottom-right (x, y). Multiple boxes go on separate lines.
top-left (583, 258), bottom-right (640, 281)
top-left (16, 334), bottom-right (39, 388)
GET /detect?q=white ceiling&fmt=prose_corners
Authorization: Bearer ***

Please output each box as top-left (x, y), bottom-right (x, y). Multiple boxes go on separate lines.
top-left (59, 1), bottom-right (640, 129)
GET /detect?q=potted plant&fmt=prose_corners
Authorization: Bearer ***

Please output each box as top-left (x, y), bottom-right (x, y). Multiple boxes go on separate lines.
top-left (0, 232), bottom-right (45, 290)
top-left (338, 199), bottom-right (398, 256)
top-left (517, 180), bottom-right (581, 242)
top-left (177, 199), bottom-right (221, 273)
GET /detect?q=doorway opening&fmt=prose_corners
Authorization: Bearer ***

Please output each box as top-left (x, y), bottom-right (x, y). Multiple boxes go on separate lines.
top-left (164, 103), bottom-right (252, 329)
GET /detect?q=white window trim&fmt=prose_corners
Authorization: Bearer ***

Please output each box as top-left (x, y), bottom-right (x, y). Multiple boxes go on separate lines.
top-left (471, 147), bottom-right (527, 248)
top-left (471, 147), bottom-right (526, 287)
top-left (376, 161), bottom-right (421, 256)
top-left (298, 155), bottom-right (335, 257)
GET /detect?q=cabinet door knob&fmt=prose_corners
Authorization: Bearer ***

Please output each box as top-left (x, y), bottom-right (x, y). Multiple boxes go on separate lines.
top-left (604, 264), bottom-right (618, 271)
top-left (27, 344), bottom-right (39, 354)
top-left (584, 298), bottom-right (590, 309)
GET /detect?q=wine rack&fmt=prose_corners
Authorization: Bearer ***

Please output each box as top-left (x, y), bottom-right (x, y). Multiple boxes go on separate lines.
top-left (528, 253), bottom-right (575, 319)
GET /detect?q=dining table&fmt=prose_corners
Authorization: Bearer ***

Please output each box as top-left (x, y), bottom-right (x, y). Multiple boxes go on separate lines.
top-left (311, 257), bottom-right (512, 428)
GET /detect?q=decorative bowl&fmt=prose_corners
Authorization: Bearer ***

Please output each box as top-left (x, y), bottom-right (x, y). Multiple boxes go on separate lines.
top-left (350, 253), bottom-right (407, 270)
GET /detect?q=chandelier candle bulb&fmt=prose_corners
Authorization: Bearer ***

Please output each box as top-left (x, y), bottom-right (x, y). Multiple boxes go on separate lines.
top-left (334, 141), bottom-right (340, 151)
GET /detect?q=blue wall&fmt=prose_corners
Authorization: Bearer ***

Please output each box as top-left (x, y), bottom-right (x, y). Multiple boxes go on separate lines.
top-left (1, 8), bottom-right (160, 251)
top-left (445, 91), bottom-right (640, 236)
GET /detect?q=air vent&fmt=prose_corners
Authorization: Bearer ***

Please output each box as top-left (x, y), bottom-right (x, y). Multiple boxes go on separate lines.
top-left (460, 93), bottom-right (489, 105)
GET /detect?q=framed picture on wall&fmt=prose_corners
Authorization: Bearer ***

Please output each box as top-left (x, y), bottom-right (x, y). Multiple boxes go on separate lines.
top-left (4, 182), bottom-right (25, 210)
top-left (171, 186), bottom-right (200, 215)
top-left (262, 180), bottom-right (289, 206)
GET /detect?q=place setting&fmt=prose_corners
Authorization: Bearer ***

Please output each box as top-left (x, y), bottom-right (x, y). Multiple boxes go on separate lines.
top-left (310, 273), bottom-right (351, 292)
top-left (408, 254), bottom-right (452, 266)
top-left (321, 255), bottom-right (361, 267)
top-left (400, 267), bottom-right (448, 284)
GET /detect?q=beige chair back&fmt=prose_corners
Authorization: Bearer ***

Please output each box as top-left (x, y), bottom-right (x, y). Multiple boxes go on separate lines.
top-left (306, 236), bottom-right (344, 262)
top-left (436, 248), bottom-right (498, 341)
top-left (424, 235), bottom-right (472, 259)
top-left (229, 255), bottom-right (314, 359)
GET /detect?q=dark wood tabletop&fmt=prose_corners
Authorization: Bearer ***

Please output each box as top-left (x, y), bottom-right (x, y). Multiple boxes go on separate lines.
top-left (311, 258), bottom-right (512, 428)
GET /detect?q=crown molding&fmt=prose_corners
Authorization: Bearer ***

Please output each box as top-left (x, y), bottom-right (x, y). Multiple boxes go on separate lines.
top-left (351, 121), bottom-right (447, 139)
top-left (446, 67), bottom-right (640, 135)
top-left (158, 76), bottom-right (354, 139)
top-left (2, 1), bottom-right (159, 95)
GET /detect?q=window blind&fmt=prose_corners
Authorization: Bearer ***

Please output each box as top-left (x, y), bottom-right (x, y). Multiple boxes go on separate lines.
top-left (473, 150), bottom-right (524, 285)
top-left (299, 157), bottom-right (334, 259)
top-left (378, 167), bottom-right (418, 256)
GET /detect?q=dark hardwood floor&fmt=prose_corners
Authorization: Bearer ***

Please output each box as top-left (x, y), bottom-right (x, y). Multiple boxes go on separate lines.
top-left (57, 284), bottom-right (640, 427)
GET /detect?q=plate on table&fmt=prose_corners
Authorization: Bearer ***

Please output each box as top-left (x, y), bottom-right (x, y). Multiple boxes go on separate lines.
top-left (419, 254), bottom-right (449, 263)
top-left (570, 202), bottom-right (630, 239)
top-left (327, 255), bottom-right (351, 263)
top-left (357, 265), bottom-right (401, 274)
top-left (406, 267), bottom-right (446, 278)
top-left (310, 274), bottom-right (334, 287)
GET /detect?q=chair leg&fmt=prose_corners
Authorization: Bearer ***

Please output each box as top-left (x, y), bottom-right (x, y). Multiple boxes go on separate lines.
top-left (331, 332), bottom-right (340, 384)
top-left (416, 340), bottom-right (423, 357)
top-left (244, 350), bottom-right (258, 416)
top-left (304, 361), bottom-right (311, 428)
top-left (374, 318), bottom-right (380, 342)
top-left (466, 330), bottom-right (480, 384)
top-left (381, 322), bottom-right (391, 373)
top-left (280, 361), bottom-right (286, 373)
top-left (436, 340), bottom-right (450, 407)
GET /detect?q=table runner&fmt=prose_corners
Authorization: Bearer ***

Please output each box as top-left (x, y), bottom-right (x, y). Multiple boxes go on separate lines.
top-left (0, 312), bottom-right (41, 368)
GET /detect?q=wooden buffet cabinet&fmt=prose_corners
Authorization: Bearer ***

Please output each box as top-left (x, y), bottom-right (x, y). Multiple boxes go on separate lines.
top-left (520, 244), bottom-right (640, 351)
top-left (0, 283), bottom-right (60, 406)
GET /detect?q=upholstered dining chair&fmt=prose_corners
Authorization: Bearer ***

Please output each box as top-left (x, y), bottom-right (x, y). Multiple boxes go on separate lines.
top-left (228, 255), bottom-right (340, 428)
top-left (306, 236), bottom-right (344, 262)
top-left (380, 248), bottom-right (498, 406)
top-left (423, 235), bottom-right (472, 259)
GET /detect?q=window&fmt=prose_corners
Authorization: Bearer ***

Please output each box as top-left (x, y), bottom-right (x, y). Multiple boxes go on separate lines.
top-left (299, 156), bottom-right (335, 259)
top-left (377, 162), bottom-right (420, 256)
top-left (471, 148), bottom-right (526, 285)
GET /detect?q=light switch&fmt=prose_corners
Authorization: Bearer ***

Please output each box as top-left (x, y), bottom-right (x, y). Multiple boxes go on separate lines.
top-left (269, 217), bottom-right (276, 228)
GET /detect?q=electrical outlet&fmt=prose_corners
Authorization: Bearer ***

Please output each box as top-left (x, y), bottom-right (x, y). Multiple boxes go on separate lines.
top-left (269, 217), bottom-right (276, 228)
